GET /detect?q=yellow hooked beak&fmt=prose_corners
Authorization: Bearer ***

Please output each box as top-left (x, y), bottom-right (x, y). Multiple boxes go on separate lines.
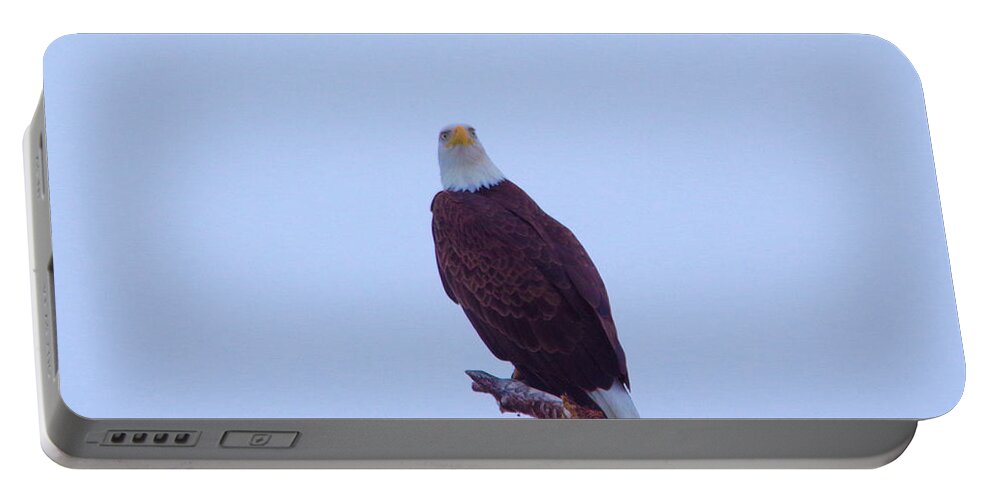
top-left (446, 125), bottom-right (475, 148)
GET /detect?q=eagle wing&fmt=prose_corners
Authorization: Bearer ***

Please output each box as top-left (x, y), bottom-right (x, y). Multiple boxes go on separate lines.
top-left (431, 189), bottom-right (628, 397)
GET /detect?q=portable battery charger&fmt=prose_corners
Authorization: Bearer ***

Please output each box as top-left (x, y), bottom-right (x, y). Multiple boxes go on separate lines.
top-left (24, 34), bottom-right (964, 468)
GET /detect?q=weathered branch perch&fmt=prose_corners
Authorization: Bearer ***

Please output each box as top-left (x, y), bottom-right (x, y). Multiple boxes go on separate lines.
top-left (465, 370), bottom-right (605, 419)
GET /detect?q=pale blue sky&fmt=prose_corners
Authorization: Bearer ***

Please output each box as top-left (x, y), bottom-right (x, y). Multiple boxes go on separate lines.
top-left (44, 34), bottom-right (963, 418)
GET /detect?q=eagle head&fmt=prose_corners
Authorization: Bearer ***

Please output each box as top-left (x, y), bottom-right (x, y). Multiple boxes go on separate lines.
top-left (437, 124), bottom-right (505, 193)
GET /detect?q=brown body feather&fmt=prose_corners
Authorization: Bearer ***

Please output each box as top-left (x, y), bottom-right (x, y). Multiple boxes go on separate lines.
top-left (431, 180), bottom-right (629, 410)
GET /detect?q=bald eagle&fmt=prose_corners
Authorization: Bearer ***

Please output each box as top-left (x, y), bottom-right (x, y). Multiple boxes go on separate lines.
top-left (431, 124), bottom-right (639, 418)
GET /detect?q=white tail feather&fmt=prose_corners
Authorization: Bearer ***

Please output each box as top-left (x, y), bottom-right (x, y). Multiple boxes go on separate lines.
top-left (588, 380), bottom-right (640, 418)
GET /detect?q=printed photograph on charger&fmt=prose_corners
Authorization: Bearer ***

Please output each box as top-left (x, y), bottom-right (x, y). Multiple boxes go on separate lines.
top-left (42, 35), bottom-right (963, 420)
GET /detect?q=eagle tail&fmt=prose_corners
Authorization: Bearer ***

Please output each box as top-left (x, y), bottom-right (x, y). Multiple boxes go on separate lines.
top-left (587, 380), bottom-right (640, 418)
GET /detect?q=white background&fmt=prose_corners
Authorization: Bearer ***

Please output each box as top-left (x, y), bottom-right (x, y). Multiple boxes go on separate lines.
top-left (0, 1), bottom-right (989, 498)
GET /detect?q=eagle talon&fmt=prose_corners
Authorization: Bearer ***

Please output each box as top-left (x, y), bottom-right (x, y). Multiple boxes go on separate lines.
top-left (561, 394), bottom-right (606, 420)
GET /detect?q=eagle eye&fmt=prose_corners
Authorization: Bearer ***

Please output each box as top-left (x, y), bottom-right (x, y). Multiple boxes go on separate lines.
top-left (440, 131), bottom-right (450, 141)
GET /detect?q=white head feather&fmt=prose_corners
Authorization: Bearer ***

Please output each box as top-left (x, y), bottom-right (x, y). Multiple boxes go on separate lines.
top-left (437, 124), bottom-right (505, 192)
